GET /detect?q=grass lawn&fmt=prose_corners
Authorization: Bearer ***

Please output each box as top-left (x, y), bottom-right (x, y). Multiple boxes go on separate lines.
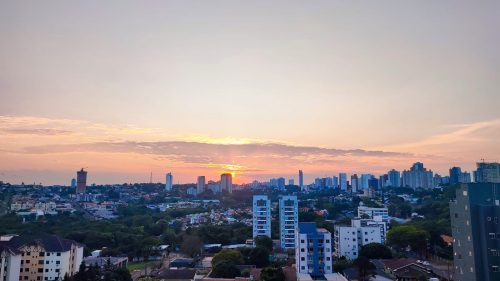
top-left (127, 261), bottom-right (160, 271)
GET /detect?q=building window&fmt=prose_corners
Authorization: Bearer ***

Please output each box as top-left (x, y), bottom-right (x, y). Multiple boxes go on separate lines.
top-left (493, 266), bottom-right (499, 272)
top-left (56, 253), bottom-right (61, 256)
top-left (301, 257), bottom-right (305, 261)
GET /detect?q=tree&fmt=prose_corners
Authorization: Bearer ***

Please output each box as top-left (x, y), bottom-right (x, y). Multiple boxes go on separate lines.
top-left (181, 235), bottom-right (203, 258)
top-left (354, 256), bottom-right (375, 281)
top-left (387, 225), bottom-right (428, 256)
top-left (359, 243), bottom-right (392, 259)
top-left (211, 261), bottom-right (241, 278)
top-left (248, 246), bottom-right (270, 268)
top-left (260, 267), bottom-right (285, 281)
top-left (212, 248), bottom-right (244, 266)
top-left (255, 235), bottom-right (273, 252)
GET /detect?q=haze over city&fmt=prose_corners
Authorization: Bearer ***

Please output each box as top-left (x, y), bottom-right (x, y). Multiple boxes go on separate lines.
top-left (1, 1), bottom-right (499, 185)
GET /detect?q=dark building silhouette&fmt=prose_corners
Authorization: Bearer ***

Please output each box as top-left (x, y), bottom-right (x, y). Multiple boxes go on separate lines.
top-left (76, 168), bottom-right (87, 193)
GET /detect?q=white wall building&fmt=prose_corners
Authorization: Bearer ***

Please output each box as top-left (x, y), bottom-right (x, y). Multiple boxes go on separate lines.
top-left (334, 219), bottom-right (385, 260)
top-left (357, 204), bottom-right (389, 222)
top-left (0, 245), bottom-right (21, 281)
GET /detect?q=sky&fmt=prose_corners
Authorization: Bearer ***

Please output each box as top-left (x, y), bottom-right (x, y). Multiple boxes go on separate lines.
top-left (1, 1), bottom-right (499, 185)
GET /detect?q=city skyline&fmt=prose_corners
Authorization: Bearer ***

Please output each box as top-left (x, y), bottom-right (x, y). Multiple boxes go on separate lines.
top-left (1, 1), bottom-right (499, 185)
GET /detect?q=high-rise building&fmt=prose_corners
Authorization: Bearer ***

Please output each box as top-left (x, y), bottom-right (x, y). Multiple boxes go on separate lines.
top-left (351, 174), bottom-right (358, 193)
top-left (360, 174), bottom-right (372, 190)
top-left (474, 162), bottom-right (500, 183)
top-left (332, 176), bottom-right (338, 189)
top-left (197, 176), bottom-right (205, 195)
top-left (277, 177), bottom-right (286, 190)
top-left (252, 195), bottom-right (271, 238)
top-left (71, 178), bottom-right (76, 189)
top-left (450, 183), bottom-right (500, 281)
top-left (299, 170), bottom-right (304, 191)
top-left (339, 173), bottom-right (347, 191)
top-left (0, 235), bottom-right (84, 281)
top-left (379, 174), bottom-right (388, 189)
top-left (402, 162), bottom-right (434, 189)
top-left (220, 173), bottom-right (233, 193)
top-left (296, 223), bottom-right (333, 277)
top-left (460, 172), bottom-right (472, 183)
top-left (288, 179), bottom-right (294, 185)
top-left (76, 168), bottom-right (87, 194)
top-left (165, 172), bottom-right (173, 191)
top-left (387, 169), bottom-right (401, 187)
top-left (449, 167), bottom-right (463, 185)
top-left (368, 177), bottom-right (379, 189)
top-left (279, 195), bottom-right (298, 250)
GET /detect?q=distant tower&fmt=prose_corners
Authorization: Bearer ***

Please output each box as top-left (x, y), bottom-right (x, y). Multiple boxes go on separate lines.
top-left (299, 170), bottom-right (304, 191)
top-left (76, 169), bottom-right (87, 193)
top-left (197, 176), bottom-right (206, 195)
top-left (165, 172), bottom-right (173, 191)
top-left (71, 178), bottom-right (76, 189)
top-left (220, 173), bottom-right (233, 193)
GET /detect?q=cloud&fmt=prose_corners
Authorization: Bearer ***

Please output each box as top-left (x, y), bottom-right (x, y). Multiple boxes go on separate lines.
top-left (21, 140), bottom-right (410, 164)
top-left (381, 119), bottom-right (500, 151)
top-left (0, 128), bottom-right (73, 135)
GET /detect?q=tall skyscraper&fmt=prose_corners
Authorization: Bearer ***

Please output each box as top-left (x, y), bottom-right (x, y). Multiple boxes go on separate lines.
top-left (76, 168), bottom-right (87, 194)
top-left (351, 174), bottom-right (358, 193)
top-left (332, 176), bottom-right (338, 189)
top-left (220, 173), bottom-right (233, 193)
top-left (299, 170), bottom-right (304, 191)
top-left (296, 223), bottom-right (333, 277)
top-left (197, 176), bottom-right (205, 195)
top-left (165, 172), bottom-right (173, 191)
top-left (253, 195), bottom-right (271, 239)
top-left (450, 183), bottom-right (500, 281)
top-left (277, 177), bottom-right (286, 190)
top-left (387, 169), bottom-right (401, 187)
top-left (339, 173), bottom-right (347, 191)
top-left (360, 174), bottom-right (372, 190)
top-left (474, 162), bottom-right (500, 183)
top-left (71, 178), bottom-right (76, 189)
top-left (402, 162), bottom-right (434, 189)
top-left (449, 167), bottom-right (463, 185)
top-left (279, 195), bottom-right (298, 250)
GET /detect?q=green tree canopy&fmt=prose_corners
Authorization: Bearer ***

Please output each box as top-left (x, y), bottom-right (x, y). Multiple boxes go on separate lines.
top-left (359, 243), bottom-right (392, 259)
top-left (260, 267), bottom-right (285, 281)
top-left (211, 261), bottom-right (241, 278)
top-left (212, 248), bottom-right (244, 266)
top-left (255, 235), bottom-right (273, 252)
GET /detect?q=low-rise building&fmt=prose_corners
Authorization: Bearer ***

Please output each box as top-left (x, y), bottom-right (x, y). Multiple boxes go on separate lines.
top-left (0, 235), bottom-right (84, 281)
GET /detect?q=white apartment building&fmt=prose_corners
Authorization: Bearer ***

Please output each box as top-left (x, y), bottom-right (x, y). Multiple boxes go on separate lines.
top-left (0, 244), bottom-right (21, 281)
top-left (0, 235), bottom-right (84, 281)
top-left (252, 195), bottom-right (271, 238)
top-left (357, 204), bottom-right (389, 222)
top-left (334, 218), bottom-right (386, 260)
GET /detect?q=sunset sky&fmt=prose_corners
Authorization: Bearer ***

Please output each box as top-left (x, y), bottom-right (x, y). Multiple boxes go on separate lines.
top-left (1, 1), bottom-right (499, 185)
